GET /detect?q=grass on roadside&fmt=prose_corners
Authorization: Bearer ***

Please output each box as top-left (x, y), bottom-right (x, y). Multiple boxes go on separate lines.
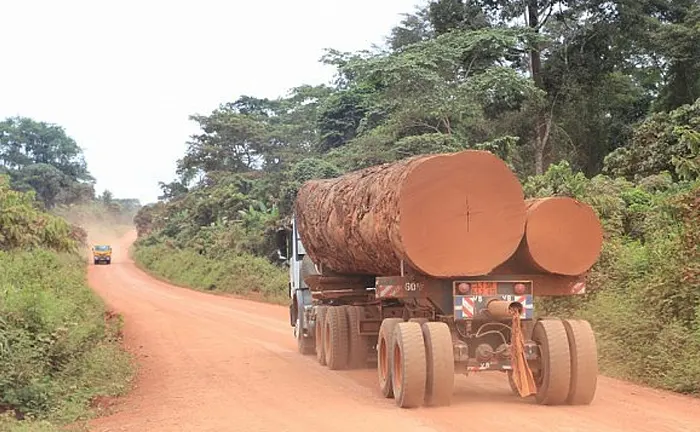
top-left (0, 251), bottom-right (133, 430)
top-left (131, 243), bottom-right (288, 304)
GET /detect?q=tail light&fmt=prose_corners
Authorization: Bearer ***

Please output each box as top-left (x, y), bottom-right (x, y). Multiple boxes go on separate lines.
top-left (457, 282), bottom-right (470, 294)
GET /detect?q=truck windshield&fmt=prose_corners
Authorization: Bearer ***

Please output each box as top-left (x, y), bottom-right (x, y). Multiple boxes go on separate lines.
top-left (94, 245), bottom-right (110, 251)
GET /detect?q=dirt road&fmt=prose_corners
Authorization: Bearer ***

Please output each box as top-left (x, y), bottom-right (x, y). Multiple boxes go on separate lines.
top-left (88, 231), bottom-right (700, 432)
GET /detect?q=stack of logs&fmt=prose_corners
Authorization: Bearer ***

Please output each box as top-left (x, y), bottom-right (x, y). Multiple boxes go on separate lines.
top-left (294, 150), bottom-right (603, 291)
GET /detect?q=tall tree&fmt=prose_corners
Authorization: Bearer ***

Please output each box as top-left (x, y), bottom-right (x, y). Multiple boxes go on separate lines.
top-left (428, 0), bottom-right (490, 34)
top-left (177, 87), bottom-right (335, 187)
top-left (0, 117), bottom-right (94, 207)
top-left (405, 0), bottom-right (700, 175)
top-left (653, 2), bottom-right (700, 111)
top-left (388, 6), bottom-right (434, 51)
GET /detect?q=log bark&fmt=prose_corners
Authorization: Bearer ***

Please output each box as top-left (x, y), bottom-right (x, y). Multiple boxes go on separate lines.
top-left (294, 150), bottom-right (526, 278)
top-left (498, 197), bottom-right (603, 276)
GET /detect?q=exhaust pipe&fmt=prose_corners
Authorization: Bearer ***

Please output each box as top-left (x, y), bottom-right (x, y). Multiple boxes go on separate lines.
top-left (487, 299), bottom-right (523, 319)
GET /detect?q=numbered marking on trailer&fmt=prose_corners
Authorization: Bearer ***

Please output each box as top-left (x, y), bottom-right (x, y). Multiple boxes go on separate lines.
top-left (376, 276), bottom-right (435, 299)
top-left (404, 282), bottom-right (424, 292)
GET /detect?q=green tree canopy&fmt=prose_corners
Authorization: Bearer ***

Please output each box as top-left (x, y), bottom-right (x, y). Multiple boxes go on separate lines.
top-left (0, 117), bottom-right (95, 207)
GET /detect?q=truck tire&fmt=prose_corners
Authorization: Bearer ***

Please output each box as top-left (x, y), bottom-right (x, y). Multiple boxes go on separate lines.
top-left (324, 306), bottom-right (350, 370)
top-left (377, 318), bottom-right (403, 398)
top-left (421, 321), bottom-right (454, 407)
top-left (346, 306), bottom-right (369, 369)
top-left (563, 319), bottom-right (598, 405)
top-left (532, 318), bottom-right (572, 405)
top-left (391, 321), bottom-right (427, 408)
top-left (315, 306), bottom-right (329, 366)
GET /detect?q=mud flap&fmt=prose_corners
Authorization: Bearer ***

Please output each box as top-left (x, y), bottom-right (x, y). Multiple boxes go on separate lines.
top-left (297, 288), bottom-right (313, 335)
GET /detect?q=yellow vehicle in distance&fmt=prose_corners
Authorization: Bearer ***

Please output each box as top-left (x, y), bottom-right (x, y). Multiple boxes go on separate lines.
top-left (92, 245), bottom-right (112, 265)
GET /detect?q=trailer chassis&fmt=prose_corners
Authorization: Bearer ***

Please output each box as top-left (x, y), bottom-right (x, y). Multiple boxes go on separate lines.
top-left (295, 271), bottom-right (598, 408)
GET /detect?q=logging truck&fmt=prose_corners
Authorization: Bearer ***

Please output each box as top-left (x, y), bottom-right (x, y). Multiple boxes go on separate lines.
top-left (277, 150), bottom-right (601, 408)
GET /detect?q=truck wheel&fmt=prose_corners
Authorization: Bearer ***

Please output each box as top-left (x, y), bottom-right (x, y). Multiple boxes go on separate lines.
top-left (315, 306), bottom-right (329, 366)
top-left (94, 259), bottom-right (98, 265)
top-left (324, 306), bottom-right (350, 370)
top-left (421, 322), bottom-right (454, 406)
top-left (563, 319), bottom-right (598, 405)
top-left (346, 306), bottom-right (369, 369)
top-left (391, 321), bottom-right (427, 408)
top-left (296, 305), bottom-right (315, 356)
top-left (377, 318), bottom-right (403, 398)
top-left (532, 319), bottom-right (572, 405)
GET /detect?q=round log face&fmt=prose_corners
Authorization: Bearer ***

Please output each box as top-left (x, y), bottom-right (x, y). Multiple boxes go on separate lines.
top-left (523, 197), bottom-right (603, 276)
top-left (294, 150), bottom-right (527, 278)
top-left (398, 151), bottom-right (526, 276)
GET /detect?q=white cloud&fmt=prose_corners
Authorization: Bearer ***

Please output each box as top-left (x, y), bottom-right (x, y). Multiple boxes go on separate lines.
top-left (0, 0), bottom-right (421, 204)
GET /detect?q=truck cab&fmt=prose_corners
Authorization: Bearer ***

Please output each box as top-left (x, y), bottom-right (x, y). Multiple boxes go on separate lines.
top-left (276, 215), bottom-right (317, 354)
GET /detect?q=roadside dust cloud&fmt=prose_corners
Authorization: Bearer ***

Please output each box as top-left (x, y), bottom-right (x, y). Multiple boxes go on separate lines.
top-left (58, 207), bottom-right (136, 264)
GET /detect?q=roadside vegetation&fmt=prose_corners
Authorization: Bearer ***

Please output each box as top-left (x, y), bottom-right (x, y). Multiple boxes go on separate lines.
top-left (529, 163), bottom-right (700, 393)
top-left (0, 117), bottom-right (139, 430)
top-left (132, 245), bottom-right (288, 304)
top-left (132, 1), bottom-right (700, 394)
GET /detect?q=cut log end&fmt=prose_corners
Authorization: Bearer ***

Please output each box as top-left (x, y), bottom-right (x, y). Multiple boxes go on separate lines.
top-left (398, 150), bottom-right (526, 277)
top-left (523, 197), bottom-right (603, 276)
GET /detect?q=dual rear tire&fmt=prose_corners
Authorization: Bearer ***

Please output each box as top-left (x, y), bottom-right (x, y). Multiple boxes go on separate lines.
top-left (324, 306), bottom-right (350, 370)
top-left (512, 318), bottom-right (598, 405)
top-left (314, 305), bottom-right (370, 370)
top-left (378, 319), bottom-right (455, 408)
top-left (313, 310), bottom-right (597, 407)
top-left (562, 319), bottom-right (598, 405)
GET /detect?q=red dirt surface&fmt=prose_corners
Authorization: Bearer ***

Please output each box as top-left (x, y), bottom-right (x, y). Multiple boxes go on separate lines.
top-left (87, 231), bottom-right (700, 432)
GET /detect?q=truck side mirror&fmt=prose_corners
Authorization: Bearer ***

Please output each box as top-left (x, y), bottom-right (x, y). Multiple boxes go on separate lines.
top-left (277, 250), bottom-right (290, 266)
top-left (275, 228), bottom-right (288, 260)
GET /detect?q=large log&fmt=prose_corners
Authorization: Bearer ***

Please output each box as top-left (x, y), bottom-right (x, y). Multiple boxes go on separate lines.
top-left (497, 197), bottom-right (603, 276)
top-left (294, 150), bottom-right (526, 278)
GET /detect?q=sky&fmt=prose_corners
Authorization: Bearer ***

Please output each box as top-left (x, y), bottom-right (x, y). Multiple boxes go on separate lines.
top-left (0, 0), bottom-right (422, 205)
